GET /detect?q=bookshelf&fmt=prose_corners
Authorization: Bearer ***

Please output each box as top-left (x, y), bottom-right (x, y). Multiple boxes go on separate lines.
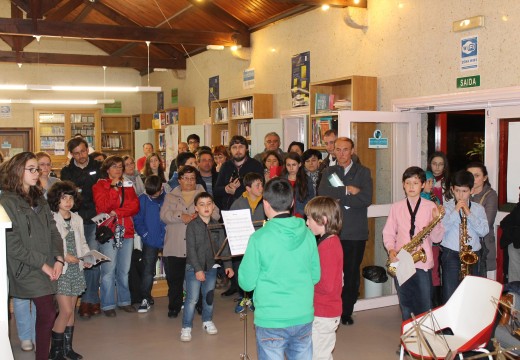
top-left (210, 94), bottom-right (273, 147)
top-left (34, 109), bottom-right (101, 169)
top-left (100, 115), bottom-right (133, 157)
top-left (152, 106), bottom-right (195, 160)
top-left (132, 113), bottom-right (153, 130)
top-left (308, 76), bottom-right (377, 149)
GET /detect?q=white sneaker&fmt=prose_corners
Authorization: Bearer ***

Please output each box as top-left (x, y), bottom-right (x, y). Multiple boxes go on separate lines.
top-left (202, 321), bottom-right (218, 335)
top-left (138, 299), bottom-right (151, 313)
top-left (20, 340), bottom-right (33, 351)
top-left (180, 327), bottom-right (192, 342)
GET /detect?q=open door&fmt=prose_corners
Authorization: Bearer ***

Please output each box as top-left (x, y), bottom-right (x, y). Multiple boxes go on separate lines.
top-left (337, 111), bottom-right (422, 311)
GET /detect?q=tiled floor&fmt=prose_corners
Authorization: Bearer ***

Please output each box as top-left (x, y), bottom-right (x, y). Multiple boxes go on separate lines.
top-left (9, 291), bottom-right (404, 359)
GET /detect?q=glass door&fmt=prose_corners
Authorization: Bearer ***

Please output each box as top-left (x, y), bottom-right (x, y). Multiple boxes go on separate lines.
top-left (337, 111), bottom-right (422, 311)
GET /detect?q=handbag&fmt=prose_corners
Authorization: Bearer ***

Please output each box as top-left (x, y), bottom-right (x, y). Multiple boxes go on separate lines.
top-left (96, 216), bottom-right (116, 244)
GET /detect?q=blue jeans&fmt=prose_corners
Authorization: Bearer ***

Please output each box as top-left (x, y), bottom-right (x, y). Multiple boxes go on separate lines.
top-left (82, 223), bottom-right (100, 304)
top-left (441, 247), bottom-right (481, 304)
top-left (394, 269), bottom-right (432, 321)
top-left (13, 298), bottom-right (36, 342)
top-left (182, 265), bottom-right (217, 328)
top-left (99, 237), bottom-right (133, 310)
top-left (140, 244), bottom-right (160, 301)
top-left (255, 322), bottom-right (313, 360)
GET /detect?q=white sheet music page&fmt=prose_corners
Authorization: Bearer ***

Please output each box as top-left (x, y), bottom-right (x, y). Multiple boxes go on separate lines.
top-left (221, 209), bottom-right (256, 256)
top-left (396, 249), bottom-right (416, 286)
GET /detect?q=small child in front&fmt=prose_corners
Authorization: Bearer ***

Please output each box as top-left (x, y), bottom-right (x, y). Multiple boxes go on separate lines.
top-left (47, 181), bottom-right (92, 359)
top-left (180, 192), bottom-right (234, 342)
top-left (440, 169), bottom-right (489, 303)
top-left (383, 166), bottom-right (444, 321)
top-left (304, 196), bottom-right (343, 360)
top-left (239, 178), bottom-right (320, 360)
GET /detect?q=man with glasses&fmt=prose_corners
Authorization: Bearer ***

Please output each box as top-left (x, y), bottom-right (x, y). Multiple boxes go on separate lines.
top-left (253, 132), bottom-right (286, 163)
top-left (187, 134), bottom-right (200, 153)
top-left (318, 137), bottom-right (373, 326)
top-left (61, 137), bottom-right (102, 318)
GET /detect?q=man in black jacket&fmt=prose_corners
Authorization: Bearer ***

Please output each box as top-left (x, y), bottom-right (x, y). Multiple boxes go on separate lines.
top-left (61, 137), bottom-right (102, 318)
top-left (318, 137), bottom-right (373, 326)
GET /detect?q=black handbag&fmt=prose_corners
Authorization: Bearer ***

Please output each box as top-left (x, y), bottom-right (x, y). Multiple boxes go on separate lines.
top-left (96, 225), bottom-right (114, 244)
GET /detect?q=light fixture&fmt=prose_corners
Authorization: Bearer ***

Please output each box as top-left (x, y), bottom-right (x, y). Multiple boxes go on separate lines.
top-left (321, 4), bottom-right (330, 11)
top-left (0, 84), bottom-right (161, 92)
top-left (0, 99), bottom-right (115, 105)
top-left (453, 15), bottom-right (485, 32)
top-left (206, 45), bottom-right (225, 51)
top-left (230, 44), bottom-right (242, 52)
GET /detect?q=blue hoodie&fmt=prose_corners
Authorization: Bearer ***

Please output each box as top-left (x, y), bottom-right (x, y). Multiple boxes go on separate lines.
top-left (133, 191), bottom-right (166, 249)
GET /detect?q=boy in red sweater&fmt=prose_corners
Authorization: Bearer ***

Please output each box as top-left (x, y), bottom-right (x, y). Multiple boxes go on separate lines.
top-left (305, 196), bottom-right (343, 360)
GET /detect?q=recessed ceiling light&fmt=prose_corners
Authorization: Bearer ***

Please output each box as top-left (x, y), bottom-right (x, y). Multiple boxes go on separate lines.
top-left (321, 4), bottom-right (330, 11)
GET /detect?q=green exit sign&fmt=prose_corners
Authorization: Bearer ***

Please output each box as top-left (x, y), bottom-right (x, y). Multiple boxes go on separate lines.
top-left (457, 75), bottom-right (480, 88)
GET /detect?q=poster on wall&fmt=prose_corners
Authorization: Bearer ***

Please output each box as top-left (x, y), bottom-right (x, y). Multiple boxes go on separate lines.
top-left (157, 91), bottom-right (164, 111)
top-left (291, 51), bottom-right (310, 108)
top-left (460, 36), bottom-right (478, 71)
top-left (209, 75), bottom-right (219, 116)
top-left (171, 88), bottom-right (178, 105)
top-left (243, 68), bottom-right (255, 89)
top-left (0, 105), bottom-right (11, 118)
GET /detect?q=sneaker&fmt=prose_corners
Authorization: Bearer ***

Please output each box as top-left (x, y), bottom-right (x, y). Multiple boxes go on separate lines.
top-left (249, 299), bottom-right (255, 312)
top-left (234, 297), bottom-right (244, 313)
top-left (20, 340), bottom-right (33, 352)
top-left (202, 321), bottom-right (218, 335)
top-left (138, 299), bottom-right (151, 313)
top-left (180, 327), bottom-right (192, 342)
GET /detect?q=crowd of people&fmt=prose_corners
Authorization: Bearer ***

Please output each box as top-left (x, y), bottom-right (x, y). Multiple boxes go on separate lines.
top-left (0, 128), bottom-right (509, 360)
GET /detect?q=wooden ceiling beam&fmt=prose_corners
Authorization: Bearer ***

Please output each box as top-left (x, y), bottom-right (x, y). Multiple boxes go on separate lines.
top-left (0, 18), bottom-right (248, 46)
top-left (270, 0), bottom-right (367, 7)
top-left (44, 0), bottom-right (84, 21)
top-left (0, 50), bottom-right (186, 69)
top-left (73, 3), bottom-right (93, 23)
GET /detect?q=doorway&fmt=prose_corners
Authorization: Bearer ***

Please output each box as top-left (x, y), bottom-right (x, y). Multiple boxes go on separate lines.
top-left (0, 128), bottom-right (33, 160)
top-left (427, 111), bottom-right (485, 172)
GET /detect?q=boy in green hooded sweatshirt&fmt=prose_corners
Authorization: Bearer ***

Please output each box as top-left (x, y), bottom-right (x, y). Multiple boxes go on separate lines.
top-left (239, 177), bottom-right (320, 360)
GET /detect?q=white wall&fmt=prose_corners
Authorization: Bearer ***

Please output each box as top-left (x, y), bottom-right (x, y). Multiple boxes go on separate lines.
top-left (2, 0), bottom-right (520, 126)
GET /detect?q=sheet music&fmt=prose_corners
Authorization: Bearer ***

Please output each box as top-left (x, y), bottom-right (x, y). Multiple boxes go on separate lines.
top-left (221, 209), bottom-right (256, 256)
top-left (395, 249), bottom-right (416, 286)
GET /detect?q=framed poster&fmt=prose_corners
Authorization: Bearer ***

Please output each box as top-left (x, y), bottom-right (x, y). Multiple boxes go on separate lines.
top-left (209, 75), bottom-right (219, 116)
top-left (291, 51), bottom-right (310, 108)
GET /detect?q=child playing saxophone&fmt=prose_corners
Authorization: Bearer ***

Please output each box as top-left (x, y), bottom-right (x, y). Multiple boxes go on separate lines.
top-left (383, 166), bottom-right (445, 321)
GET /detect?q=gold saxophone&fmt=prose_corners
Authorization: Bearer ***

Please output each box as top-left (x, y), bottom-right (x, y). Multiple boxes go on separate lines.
top-left (386, 205), bottom-right (445, 277)
top-left (459, 211), bottom-right (479, 279)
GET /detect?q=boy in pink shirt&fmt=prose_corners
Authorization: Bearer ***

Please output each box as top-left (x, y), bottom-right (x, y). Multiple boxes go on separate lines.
top-left (305, 196), bottom-right (343, 360)
top-left (383, 166), bottom-right (444, 321)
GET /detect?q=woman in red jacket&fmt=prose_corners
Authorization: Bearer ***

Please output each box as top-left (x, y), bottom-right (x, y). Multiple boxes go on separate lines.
top-left (93, 156), bottom-right (139, 317)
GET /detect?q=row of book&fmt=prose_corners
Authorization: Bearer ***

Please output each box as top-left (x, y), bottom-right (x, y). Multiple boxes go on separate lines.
top-left (70, 114), bottom-right (95, 123)
top-left (101, 134), bottom-right (125, 149)
top-left (40, 125), bottom-right (65, 136)
top-left (213, 106), bottom-right (229, 122)
top-left (237, 122), bottom-right (251, 137)
top-left (39, 113), bottom-right (65, 123)
top-left (231, 99), bottom-right (253, 117)
top-left (310, 117), bottom-right (338, 147)
top-left (152, 109), bottom-right (180, 129)
top-left (71, 128), bottom-right (95, 137)
top-left (40, 136), bottom-right (64, 149)
top-left (220, 130), bottom-right (229, 146)
top-left (314, 93), bottom-right (352, 113)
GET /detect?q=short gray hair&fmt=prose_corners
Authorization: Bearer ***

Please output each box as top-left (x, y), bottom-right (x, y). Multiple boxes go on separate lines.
top-left (264, 132), bottom-right (280, 140)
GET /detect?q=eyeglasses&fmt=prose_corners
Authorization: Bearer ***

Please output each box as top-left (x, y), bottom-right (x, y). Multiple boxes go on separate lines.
top-left (181, 177), bottom-right (196, 182)
top-left (188, 140), bottom-right (199, 144)
top-left (25, 168), bottom-right (42, 174)
top-left (110, 165), bottom-right (123, 170)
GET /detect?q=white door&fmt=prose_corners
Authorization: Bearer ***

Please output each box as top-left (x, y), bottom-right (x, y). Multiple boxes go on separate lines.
top-left (336, 110), bottom-right (422, 311)
top-left (250, 118), bottom-right (283, 158)
top-left (283, 114), bottom-right (308, 150)
top-left (181, 125), bottom-right (205, 147)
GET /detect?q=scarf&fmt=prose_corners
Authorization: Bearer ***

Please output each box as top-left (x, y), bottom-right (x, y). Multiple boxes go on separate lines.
top-left (242, 191), bottom-right (262, 214)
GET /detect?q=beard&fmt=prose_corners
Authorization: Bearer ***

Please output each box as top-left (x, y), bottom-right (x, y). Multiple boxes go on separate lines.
top-left (233, 154), bottom-right (246, 162)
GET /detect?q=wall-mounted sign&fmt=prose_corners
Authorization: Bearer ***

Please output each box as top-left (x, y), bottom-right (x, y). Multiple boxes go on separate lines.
top-left (104, 101), bottom-right (122, 114)
top-left (243, 68), bottom-right (255, 89)
top-left (368, 129), bottom-right (388, 149)
top-left (461, 36), bottom-right (478, 71)
top-left (0, 105), bottom-right (11, 118)
top-left (457, 75), bottom-right (480, 89)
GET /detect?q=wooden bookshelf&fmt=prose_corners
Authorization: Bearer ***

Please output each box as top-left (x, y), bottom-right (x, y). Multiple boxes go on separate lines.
top-left (308, 76), bottom-right (377, 149)
top-left (210, 94), bottom-right (273, 147)
top-left (101, 115), bottom-right (134, 157)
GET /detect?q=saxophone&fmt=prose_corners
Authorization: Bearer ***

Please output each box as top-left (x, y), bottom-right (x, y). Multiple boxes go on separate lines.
top-left (459, 211), bottom-right (479, 279)
top-left (386, 205), bottom-right (445, 277)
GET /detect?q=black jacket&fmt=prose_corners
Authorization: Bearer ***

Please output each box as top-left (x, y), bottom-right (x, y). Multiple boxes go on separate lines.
top-left (60, 156), bottom-right (102, 223)
top-left (500, 202), bottom-right (520, 249)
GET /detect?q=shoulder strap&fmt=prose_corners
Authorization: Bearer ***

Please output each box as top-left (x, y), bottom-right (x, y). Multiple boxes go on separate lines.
top-left (479, 189), bottom-right (492, 205)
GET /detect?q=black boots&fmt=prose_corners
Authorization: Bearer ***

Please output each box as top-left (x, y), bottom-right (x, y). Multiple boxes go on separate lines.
top-left (48, 331), bottom-right (65, 360)
top-left (64, 326), bottom-right (83, 360)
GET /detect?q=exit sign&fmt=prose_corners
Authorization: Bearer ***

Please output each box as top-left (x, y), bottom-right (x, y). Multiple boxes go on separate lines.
top-left (457, 75), bottom-right (480, 88)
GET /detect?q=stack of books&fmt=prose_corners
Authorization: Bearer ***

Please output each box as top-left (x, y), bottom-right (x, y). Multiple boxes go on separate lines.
top-left (333, 99), bottom-right (352, 110)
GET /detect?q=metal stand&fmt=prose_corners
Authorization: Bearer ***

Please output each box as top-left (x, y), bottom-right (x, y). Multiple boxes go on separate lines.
top-left (239, 296), bottom-right (253, 360)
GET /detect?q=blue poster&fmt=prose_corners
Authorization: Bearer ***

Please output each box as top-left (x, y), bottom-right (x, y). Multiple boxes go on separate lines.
top-left (209, 75), bottom-right (219, 116)
top-left (291, 51), bottom-right (310, 108)
top-left (461, 36), bottom-right (478, 71)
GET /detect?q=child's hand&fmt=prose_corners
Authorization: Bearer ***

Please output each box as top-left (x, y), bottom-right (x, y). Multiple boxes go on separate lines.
top-left (195, 271), bottom-right (205, 282)
top-left (83, 262), bottom-right (93, 269)
top-left (432, 206), bottom-right (443, 219)
top-left (51, 262), bottom-right (63, 281)
top-left (41, 263), bottom-right (54, 280)
top-left (65, 253), bottom-right (79, 264)
top-left (225, 268), bottom-right (234, 278)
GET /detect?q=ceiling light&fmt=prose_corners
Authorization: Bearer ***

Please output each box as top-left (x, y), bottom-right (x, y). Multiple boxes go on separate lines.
top-left (230, 45), bottom-right (242, 51)
top-left (321, 4), bottom-right (330, 11)
top-left (206, 45), bottom-right (225, 51)
top-left (0, 84), bottom-right (161, 92)
top-left (0, 99), bottom-right (115, 105)
top-left (353, 0), bottom-right (360, 4)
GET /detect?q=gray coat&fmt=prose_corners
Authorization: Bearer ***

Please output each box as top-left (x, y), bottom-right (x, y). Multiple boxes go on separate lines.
top-left (471, 183), bottom-right (498, 270)
top-left (0, 191), bottom-right (63, 298)
top-left (186, 216), bottom-right (232, 272)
